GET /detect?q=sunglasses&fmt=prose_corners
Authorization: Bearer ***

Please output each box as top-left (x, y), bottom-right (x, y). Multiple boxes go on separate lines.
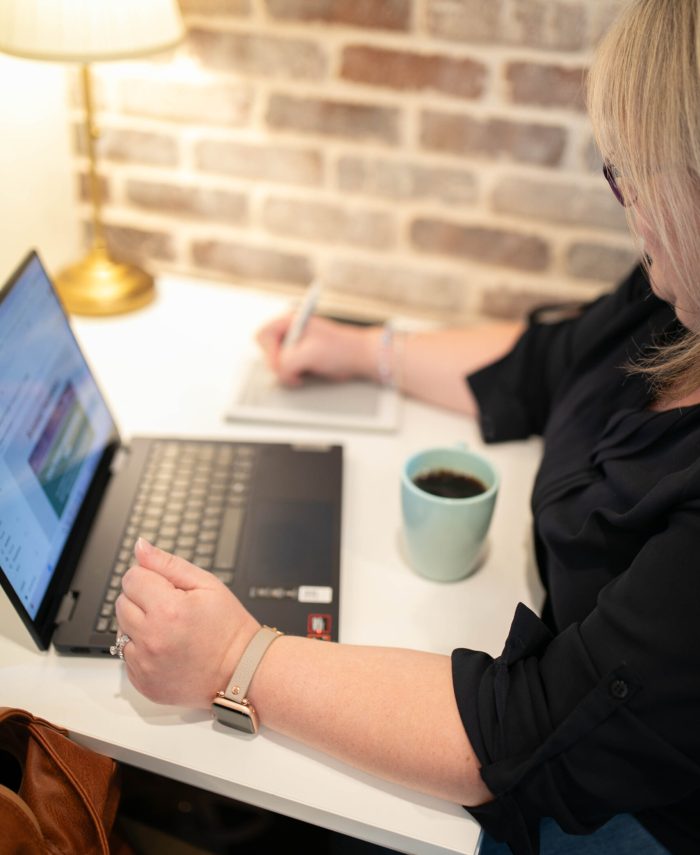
top-left (603, 161), bottom-right (636, 207)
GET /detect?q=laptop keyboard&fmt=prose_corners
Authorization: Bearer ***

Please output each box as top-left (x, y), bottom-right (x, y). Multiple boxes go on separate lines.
top-left (96, 440), bottom-right (255, 634)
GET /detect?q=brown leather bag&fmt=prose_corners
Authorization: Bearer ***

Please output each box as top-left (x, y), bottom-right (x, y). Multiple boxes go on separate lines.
top-left (0, 707), bottom-right (125, 854)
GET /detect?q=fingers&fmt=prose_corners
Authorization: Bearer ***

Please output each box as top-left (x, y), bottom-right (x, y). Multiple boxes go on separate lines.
top-left (256, 314), bottom-right (292, 372)
top-left (119, 635), bottom-right (149, 699)
top-left (120, 561), bottom-right (175, 613)
top-left (275, 344), bottom-right (308, 386)
top-left (114, 590), bottom-right (145, 637)
top-left (134, 539), bottom-right (214, 590)
top-left (256, 313), bottom-right (319, 385)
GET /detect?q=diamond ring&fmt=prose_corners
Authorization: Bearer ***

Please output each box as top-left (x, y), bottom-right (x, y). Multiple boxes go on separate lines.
top-left (109, 633), bottom-right (131, 660)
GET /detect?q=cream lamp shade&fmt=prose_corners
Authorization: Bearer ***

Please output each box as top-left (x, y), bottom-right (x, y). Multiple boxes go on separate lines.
top-left (0, 0), bottom-right (185, 63)
top-left (0, 0), bottom-right (185, 316)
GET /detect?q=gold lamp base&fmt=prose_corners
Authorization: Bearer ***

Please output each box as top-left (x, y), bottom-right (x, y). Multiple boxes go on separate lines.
top-left (54, 247), bottom-right (156, 316)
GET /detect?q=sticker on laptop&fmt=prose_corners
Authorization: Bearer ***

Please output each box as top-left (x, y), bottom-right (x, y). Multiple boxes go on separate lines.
top-left (307, 613), bottom-right (332, 640)
top-left (297, 585), bottom-right (333, 604)
top-left (248, 585), bottom-right (333, 604)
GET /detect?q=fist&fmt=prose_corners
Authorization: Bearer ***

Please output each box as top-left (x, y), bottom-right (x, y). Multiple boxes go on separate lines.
top-left (115, 539), bottom-right (260, 709)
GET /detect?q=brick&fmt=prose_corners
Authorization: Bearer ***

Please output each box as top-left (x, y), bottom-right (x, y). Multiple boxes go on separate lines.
top-left (492, 176), bottom-right (628, 231)
top-left (567, 242), bottom-right (638, 281)
top-left (75, 125), bottom-right (178, 167)
top-left (121, 79), bottom-right (252, 126)
top-left (180, 0), bottom-right (250, 14)
top-left (550, 2), bottom-right (588, 50)
top-left (479, 284), bottom-right (576, 320)
top-left (589, 1), bottom-right (626, 46)
top-left (420, 111), bottom-right (566, 166)
top-left (426, 0), bottom-right (586, 50)
top-left (126, 180), bottom-right (248, 224)
top-left (267, 94), bottom-right (399, 144)
top-left (505, 62), bottom-right (586, 112)
top-left (337, 156), bottom-right (478, 204)
top-left (187, 28), bottom-right (326, 79)
top-left (79, 173), bottom-right (110, 204)
top-left (426, 0), bottom-right (503, 44)
top-left (264, 0), bottom-right (411, 31)
top-left (581, 135), bottom-right (604, 173)
top-left (91, 223), bottom-right (176, 263)
top-left (340, 46), bottom-right (486, 99)
top-left (323, 259), bottom-right (467, 313)
top-left (263, 197), bottom-right (395, 249)
top-left (411, 217), bottom-right (549, 271)
top-left (192, 239), bottom-right (312, 284)
top-left (196, 140), bottom-right (323, 186)
top-left (504, 0), bottom-right (587, 51)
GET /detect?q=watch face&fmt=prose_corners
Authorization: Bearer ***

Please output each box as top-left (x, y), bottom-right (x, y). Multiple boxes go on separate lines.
top-left (212, 698), bottom-right (258, 734)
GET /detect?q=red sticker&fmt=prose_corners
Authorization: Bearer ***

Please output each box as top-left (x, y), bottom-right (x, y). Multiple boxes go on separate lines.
top-left (307, 613), bottom-right (332, 637)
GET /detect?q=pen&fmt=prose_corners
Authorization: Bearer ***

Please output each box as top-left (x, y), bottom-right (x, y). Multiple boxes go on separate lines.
top-left (282, 278), bottom-right (323, 351)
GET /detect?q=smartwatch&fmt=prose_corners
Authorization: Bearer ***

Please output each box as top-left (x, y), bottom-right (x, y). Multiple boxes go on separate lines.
top-left (211, 625), bottom-right (283, 734)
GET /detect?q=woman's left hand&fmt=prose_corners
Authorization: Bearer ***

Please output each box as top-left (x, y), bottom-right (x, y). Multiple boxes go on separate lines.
top-left (115, 538), bottom-right (260, 709)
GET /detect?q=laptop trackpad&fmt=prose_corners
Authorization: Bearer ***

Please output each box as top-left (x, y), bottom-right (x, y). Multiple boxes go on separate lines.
top-left (246, 499), bottom-right (334, 587)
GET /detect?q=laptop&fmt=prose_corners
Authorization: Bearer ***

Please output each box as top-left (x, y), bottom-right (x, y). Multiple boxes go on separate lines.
top-left (0, 251), bottom-right (342, 654)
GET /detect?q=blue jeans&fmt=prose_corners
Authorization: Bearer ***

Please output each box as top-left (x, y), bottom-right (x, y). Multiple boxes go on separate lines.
top-left (478, 814), bottom-right (671, 854)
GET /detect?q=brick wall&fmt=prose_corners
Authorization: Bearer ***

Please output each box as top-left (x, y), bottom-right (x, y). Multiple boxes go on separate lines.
top-left (72, 0), bottom-right (635, 322)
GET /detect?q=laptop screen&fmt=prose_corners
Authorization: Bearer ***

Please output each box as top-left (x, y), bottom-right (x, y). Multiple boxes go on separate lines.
top-left (0, 253), bottom-right (115, 619)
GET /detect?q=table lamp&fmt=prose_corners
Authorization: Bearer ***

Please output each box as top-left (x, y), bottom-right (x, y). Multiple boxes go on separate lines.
top-left (0, 0), bottom-right (185, 315)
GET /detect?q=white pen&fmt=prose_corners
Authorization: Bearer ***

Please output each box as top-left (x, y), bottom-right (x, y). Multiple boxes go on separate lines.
top-left (282, 278), bottom-right (323, 351)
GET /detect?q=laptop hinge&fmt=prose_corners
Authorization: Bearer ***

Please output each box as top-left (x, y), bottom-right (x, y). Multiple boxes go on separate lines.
top-left (110, 445), bottom-right (130, 475)
top-left (55, 592), bottom-right (78, 625)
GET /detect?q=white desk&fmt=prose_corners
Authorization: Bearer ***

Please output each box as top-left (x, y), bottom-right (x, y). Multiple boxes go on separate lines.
top-left (0, 275), bottom-right (544, 855)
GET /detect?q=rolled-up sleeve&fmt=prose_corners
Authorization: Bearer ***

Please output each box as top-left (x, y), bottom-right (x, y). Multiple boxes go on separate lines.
top-left (467, 319), bottom-right (579, 443)
top-left (467, 265), bottom-right (648, 443)
top-left (451, 506), bottom-right (700, 855)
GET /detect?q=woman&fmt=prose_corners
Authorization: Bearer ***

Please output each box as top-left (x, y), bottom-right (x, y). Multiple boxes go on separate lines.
top-left (115, 2), bottom-right (700, 852)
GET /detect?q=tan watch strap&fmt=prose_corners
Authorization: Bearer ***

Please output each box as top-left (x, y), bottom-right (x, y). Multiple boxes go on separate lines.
top-left (222, 625), bottom-right (283, 703)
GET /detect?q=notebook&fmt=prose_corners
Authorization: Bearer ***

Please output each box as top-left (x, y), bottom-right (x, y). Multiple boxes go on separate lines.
top-left (226, 356), bottom-right (401, 432)
top-left (0, 251), bottom-right (342, 654)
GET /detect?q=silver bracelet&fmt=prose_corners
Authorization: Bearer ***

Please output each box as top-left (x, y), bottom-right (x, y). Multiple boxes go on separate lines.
top-left (377, 322), bottom-right (396, 387)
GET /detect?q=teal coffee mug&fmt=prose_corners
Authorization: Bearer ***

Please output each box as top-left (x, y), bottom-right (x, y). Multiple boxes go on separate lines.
top-left (401, 445), bottom-right (499, 582)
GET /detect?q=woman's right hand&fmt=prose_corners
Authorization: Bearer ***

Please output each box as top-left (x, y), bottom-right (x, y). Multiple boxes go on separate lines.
top-left (256, 313), bottom-right (380, 386)
top-left (116, 539), bottom-right (261, 710)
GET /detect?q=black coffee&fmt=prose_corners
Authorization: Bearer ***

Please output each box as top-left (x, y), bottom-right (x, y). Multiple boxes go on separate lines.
top-left (413, 468), bottom-right (487, 499)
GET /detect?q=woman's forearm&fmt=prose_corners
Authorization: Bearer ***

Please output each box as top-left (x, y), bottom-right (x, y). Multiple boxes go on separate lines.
top-left (248, 635), bottom-right (493, 807)
top-left (358, 322), bottom-right (524, 415)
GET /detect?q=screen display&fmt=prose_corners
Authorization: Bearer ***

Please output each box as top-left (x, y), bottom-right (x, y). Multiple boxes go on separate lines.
top-left (0, 254), bottom-right (115, 618)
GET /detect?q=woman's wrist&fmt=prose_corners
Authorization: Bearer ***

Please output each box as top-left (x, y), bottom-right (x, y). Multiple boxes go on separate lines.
top-left (354, 325), bottom-right (397, 385)
top-left (212, 614), bottom-right (261, 707)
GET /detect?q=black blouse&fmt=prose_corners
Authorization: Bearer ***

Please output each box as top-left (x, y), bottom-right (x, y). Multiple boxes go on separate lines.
top-left (453, 265), bottom-right (700, 855)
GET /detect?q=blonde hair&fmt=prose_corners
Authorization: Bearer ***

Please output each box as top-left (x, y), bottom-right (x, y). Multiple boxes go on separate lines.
top-left (587, 0), bottom-right (700, 398)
